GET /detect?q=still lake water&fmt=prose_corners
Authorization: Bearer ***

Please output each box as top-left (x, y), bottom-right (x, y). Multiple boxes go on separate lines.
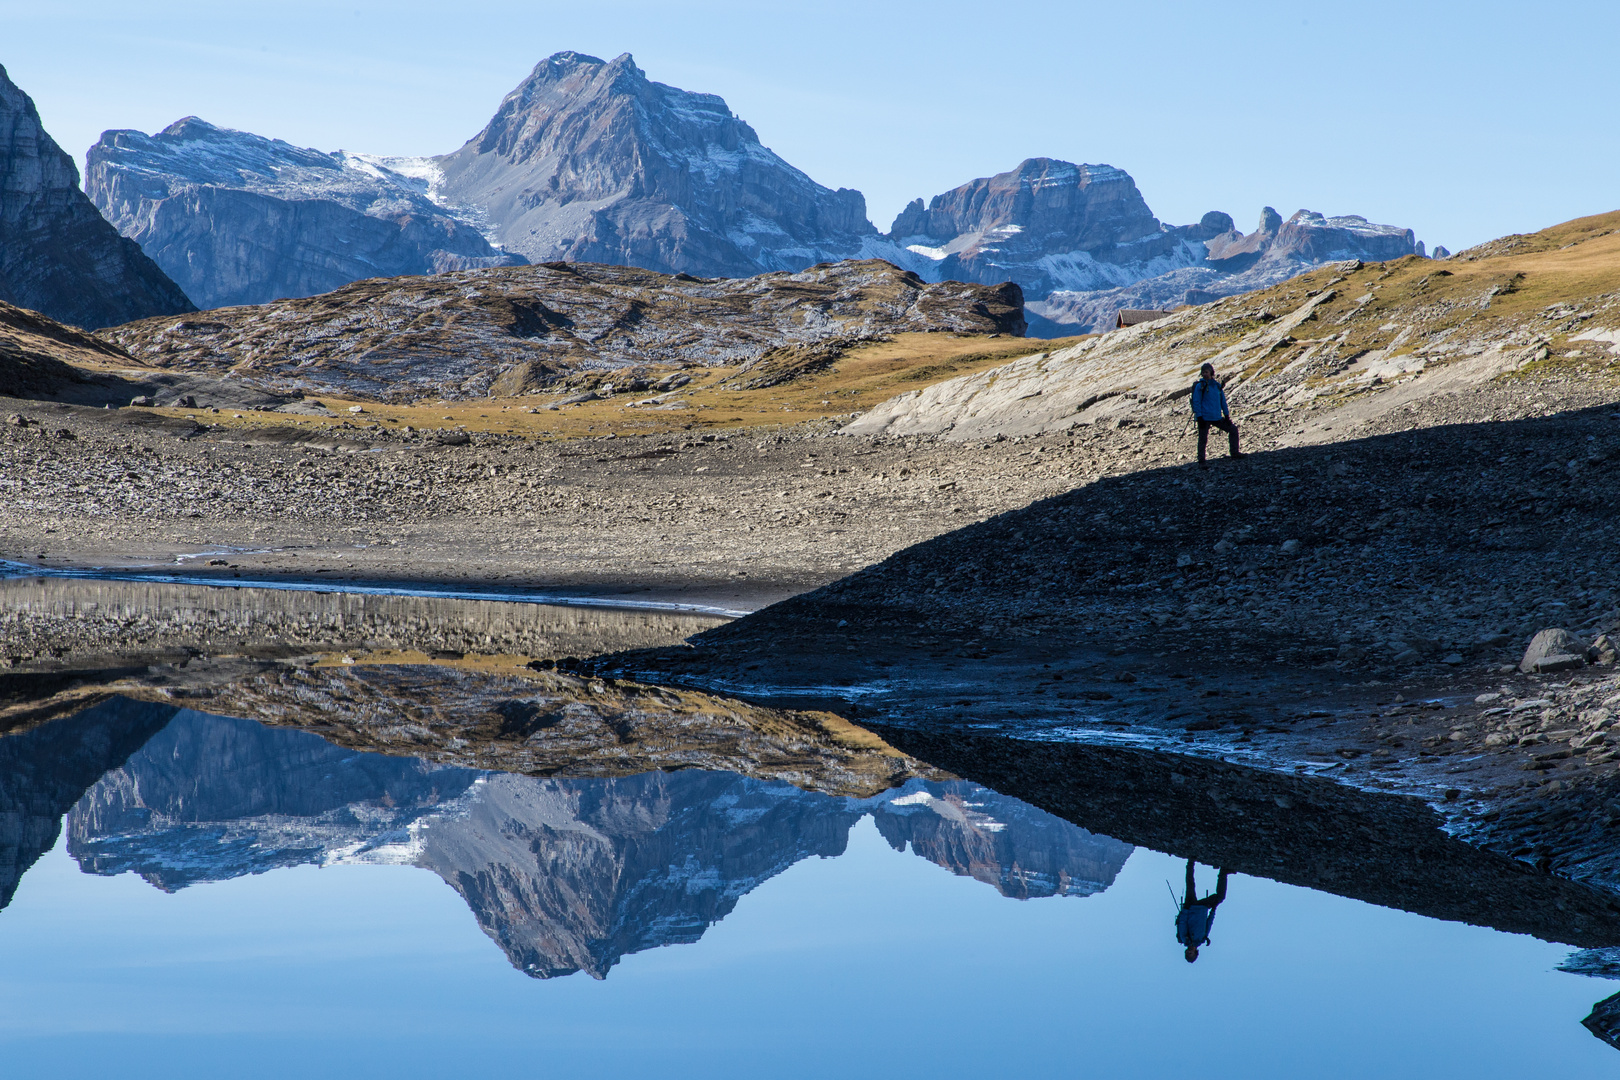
top-left (0, 705), bottom-right (1615, 1079)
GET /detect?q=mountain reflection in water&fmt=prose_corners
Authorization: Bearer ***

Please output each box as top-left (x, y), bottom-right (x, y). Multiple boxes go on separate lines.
top-left (53, 703), bottom-right (1131, 979)
top-left (6, 696), bottom-right (1620, 1073)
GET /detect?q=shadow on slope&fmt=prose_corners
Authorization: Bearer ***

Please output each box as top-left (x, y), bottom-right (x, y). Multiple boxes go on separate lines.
top-left (658, 402), bottom-right (1619, 701)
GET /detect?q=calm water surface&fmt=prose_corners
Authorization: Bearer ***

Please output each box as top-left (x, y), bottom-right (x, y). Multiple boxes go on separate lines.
top-left (0, 705), bottom-right (1615, 1078)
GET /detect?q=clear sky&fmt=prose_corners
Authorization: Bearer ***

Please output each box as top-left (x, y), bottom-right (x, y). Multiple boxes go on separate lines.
top-left (3, 0), bottom-right (1615, 251)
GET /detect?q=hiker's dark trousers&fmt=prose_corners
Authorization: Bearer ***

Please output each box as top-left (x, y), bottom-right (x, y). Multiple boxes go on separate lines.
top-left (1196, 418), bottom-right (1240, 461)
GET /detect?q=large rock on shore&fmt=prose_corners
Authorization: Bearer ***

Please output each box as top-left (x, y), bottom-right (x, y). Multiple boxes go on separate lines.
top-left (0, 64), bottom-right (195, 329)
top-left (1522, 628), bottom-right (1591, 674)
top-left (85, 118), bottom-right (526, 310)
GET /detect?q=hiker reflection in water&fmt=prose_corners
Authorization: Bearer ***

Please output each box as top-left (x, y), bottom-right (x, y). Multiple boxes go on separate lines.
top-left (1176, 859), bottom-right (1231, 963)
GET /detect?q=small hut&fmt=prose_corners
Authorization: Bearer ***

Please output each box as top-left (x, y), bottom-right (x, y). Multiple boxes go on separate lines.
top-left (1114, 308), bottom-right (1174, 330)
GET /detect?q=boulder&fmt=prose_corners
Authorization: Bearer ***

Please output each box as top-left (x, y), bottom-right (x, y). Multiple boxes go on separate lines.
top-left (1520, 628), bottom-right (1589, 673)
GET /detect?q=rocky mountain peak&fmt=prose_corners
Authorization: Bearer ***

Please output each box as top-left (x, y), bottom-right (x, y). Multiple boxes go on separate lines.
top-left (872, 156), bottom-right (1226, 307)
top-left (433, 50), bottom-right (874, 276)
top-left (888, 157), bottom-right (1162, 252)
top-left (0, 64), bottom-right (194, 328)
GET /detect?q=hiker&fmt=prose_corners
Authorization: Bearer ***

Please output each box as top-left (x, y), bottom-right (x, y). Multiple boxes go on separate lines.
top-left (1190, 363), bottom-right (1245, 465)
top-left (1175, 859), bottom-right (1230, 963)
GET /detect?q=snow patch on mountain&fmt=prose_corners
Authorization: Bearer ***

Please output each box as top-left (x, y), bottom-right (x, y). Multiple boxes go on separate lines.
top-left (86, 119), bottom-right (525, 309)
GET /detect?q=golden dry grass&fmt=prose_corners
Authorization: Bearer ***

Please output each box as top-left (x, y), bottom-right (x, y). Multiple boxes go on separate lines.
top-left (142, 331), bottom-right (1083, 441)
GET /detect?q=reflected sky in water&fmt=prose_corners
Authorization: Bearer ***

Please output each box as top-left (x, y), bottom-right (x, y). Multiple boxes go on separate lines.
top-left (0, 708), bottom-right (1615, 1077)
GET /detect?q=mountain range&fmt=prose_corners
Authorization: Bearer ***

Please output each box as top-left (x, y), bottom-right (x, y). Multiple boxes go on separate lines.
top-left (865, 162), bottom-right (1423, 333)
top-left (77, 50), bottom-right (1425, 331)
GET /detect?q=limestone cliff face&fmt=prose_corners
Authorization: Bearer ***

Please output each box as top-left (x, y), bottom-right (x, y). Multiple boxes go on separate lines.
top-left (0, 65), bottom-right (195, 329)
top-left (85, 118), bottom-right (525, 310)
top-left (433, 51), bottom-right (876, 276)
top-left (872, 158), bottom-right (1230, 307)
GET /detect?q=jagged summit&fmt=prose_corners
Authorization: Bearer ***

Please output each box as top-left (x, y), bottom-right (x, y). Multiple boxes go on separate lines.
top-left (875, 157), bottom-right (1229, 302)
top-left (1204, 206), bottom-right (1415, 270)
top-left (432, 50), bottom-right (875, 276)
top-left (86, 116), bottom-right (524, 310)
top-left (0, 64), bottom-right (194, 329)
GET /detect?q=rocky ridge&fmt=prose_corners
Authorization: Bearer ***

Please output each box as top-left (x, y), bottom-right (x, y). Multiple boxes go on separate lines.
top-left (865, 157), bottom-right (1418, 333)
top-left (0, 64), bottom-right (194, 329)
top-left (1030, 208), bottom-right (1420, 333)
top-left (100, 259), bottom-right (1024, 401)
top-left (85, 117), bottom-right (526, 309)
top-left (0, 300), bottom-right (289, 410)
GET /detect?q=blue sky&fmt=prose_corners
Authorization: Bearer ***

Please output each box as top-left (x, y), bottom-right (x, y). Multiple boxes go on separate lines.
top-left (3, 0), bottom-right (1615, 250)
